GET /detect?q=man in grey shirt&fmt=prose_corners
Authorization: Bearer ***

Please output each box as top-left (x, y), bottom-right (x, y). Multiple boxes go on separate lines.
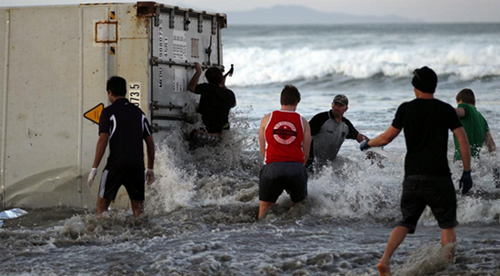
top-left (307, 94), bottom-right (368, 170)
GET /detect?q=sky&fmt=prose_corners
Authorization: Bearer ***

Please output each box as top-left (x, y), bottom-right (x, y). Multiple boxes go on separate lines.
top-left (0, 0), bottom-right (499, 23)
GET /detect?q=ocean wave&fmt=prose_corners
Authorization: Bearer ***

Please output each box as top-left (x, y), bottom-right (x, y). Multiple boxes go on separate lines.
top-left (224, 45), bottom-right (500, 86)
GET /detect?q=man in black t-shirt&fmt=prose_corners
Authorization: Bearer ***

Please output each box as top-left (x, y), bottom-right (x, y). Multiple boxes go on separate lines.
top-left (187, 62), bottom-right (236, 135)
top-left (87, 76), bottom-right (156, 218)
top-left (359, 67), bottom-right (472, 276)
top-left (307, 94), bottom-right (368, 170)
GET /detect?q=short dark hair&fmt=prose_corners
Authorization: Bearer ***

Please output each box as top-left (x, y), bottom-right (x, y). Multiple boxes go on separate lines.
top-left (456, 88), bottom-right (476, 105)
top-left (280, 85), bottom-right (301, 106)
top-left (106, 76), bottom-right (127, 96)
top-left (205, 67), bottom-right (223, 85)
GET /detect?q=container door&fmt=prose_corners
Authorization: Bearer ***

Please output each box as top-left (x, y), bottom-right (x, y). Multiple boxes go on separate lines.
top-left (149, 5), bottom-right (226, 140)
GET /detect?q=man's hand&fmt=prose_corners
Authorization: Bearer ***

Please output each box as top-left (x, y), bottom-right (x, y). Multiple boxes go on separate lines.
top-left (87, 168), bottom-right (98, 188)
top-left (459, 170), bottom-right (473, 195)
top-left (146, 169), bottom-right (155, 185)
top-left (188, 62), bottom-right (203, 92)
top-left (360, 139), bottom-right (371, 151)
top-left (194, 62), bottom-right (202, 74)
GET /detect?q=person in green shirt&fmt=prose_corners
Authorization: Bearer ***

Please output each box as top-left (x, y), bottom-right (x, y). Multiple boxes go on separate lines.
top-left (454, 88), bottom-right (498, 187)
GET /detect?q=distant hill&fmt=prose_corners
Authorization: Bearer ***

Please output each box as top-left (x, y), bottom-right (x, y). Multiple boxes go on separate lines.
top-left (226, 5), bottom-right (418, 25)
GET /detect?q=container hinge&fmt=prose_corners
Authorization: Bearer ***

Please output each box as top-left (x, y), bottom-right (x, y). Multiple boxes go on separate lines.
top-left (154, 6), bottom-right (161, 27)
top-left (198, 13), bottom-right (203, 33)
top-left (152, 115), bottom-right (188, 122)
top-left (169, 9), bottom-right (175, 29)
top-left (151, 124), bottom-right (173, 132)
top-left (150, 57), bottom-right (224, 71)
top-left (205, 35), bottom-right (212, 66)
top-left (184, 10), bottom-right (191, 31)
top-left (211, 16), bottom-right (217, 35)
top-left (150, 101), bottom-right (186, 111)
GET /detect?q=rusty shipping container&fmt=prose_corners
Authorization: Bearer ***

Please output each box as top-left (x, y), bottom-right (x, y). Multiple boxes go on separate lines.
top-left (0, 2), bottom-right (228, 209)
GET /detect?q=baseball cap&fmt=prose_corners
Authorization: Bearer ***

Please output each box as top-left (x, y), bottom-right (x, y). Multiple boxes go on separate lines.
top-left (333, 94), bottom-right (348, 106)
top-left (412, 66), bottom-right (438, 93)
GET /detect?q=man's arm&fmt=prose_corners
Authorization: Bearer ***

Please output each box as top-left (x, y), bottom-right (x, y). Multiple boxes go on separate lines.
top-left (367, 126), bottom-right (401, 148)
top-left (485, 130), bottom-right (496, 153)
top-left (221, 72), bottom-right (228, 89)
top-left (453, 127), bottom-right (471, 171)
top-left (302, 117), bottom-right (311, 163)
top-left (456, 107), bottom-right (466, 118)
top-left (229, 90), bottom-right (237, 108)
top-left (187, 62), bottom-right (202, 92)
top-left (258, 114), bottom-right (270, 159)
top-left (92, 133), bottom-right (109, 168)
top-left (144, 135), bottom-right (155, 170)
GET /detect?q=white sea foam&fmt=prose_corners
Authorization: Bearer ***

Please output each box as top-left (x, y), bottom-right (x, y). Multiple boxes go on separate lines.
top-left (146, 142), bottom-right (198, 214)
top-left (144, 127), bottom-right (500, 225)
top-left (304, 150), bottom-right (500, 225)
top-left (224, 45), bottom-right (500, 86)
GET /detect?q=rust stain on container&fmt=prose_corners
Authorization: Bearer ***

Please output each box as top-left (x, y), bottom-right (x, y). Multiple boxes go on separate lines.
top-left (136, 2), bottom-right (157, 18)
top-left (94, 21), bottom-right (118, 43)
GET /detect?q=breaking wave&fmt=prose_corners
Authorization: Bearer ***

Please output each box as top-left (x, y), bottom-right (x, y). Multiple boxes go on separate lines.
top-left (224, 45), bottom-right (500, 86)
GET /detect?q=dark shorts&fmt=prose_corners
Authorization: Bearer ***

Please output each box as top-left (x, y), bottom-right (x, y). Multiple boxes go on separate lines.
top-left (259, 162), bottom-right (308, 203)
top-left (399, 176), bottom-right (458, 234)
top-left (99, 167), bottom-right (145, 201)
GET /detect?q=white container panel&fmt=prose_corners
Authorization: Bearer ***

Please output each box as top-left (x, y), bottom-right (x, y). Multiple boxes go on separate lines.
top-left (4, 7), bottom-right (83, 207)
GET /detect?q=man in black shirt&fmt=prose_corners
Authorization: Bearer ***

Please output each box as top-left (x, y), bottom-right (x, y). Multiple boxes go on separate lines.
top-left (360, 66), bottom-right (472, 276)
top-left (87, 76), bottom-right (155, 217)
top-left (307, 94), bottom-right (368, 169)
top-left (187, 62), bottom-right (236, 136)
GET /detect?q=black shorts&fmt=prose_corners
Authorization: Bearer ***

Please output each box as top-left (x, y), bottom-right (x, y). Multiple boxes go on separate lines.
top-left (99, 167), bottom-right (145, 201)
top-left (398, 176), bottom-right (458, 234)
top-left (259, 162), bottom-right (308, 203)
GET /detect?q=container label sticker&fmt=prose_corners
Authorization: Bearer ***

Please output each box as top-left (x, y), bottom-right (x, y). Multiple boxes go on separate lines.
top-left (84, 103), bottom-right (104, 124)
top-left (191, 38), bottom-right (199, 58)
top-left (173, 30), bottom-right (187, 61)
top-left (173, 69), bottom-right (186, 93)
top-left (129, 83), bottom-right (141, 108)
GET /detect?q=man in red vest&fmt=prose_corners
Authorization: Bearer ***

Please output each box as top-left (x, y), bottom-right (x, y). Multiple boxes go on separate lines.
top-left (258, 85), bottom-right (311, 219)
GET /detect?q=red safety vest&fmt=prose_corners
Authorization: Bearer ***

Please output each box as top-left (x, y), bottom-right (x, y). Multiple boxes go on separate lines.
top-left (265, 110), bottom-right (305, 164)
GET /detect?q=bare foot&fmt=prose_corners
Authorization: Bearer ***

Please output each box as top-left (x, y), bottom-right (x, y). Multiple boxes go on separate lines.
top-left (377, 260), bottom-right (392, 276)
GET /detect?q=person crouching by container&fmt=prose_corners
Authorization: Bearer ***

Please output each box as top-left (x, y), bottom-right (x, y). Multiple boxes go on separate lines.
top-left (257, 85), bottom-right (311, 219)
top-left (187, 62), bottom-right (236, 149)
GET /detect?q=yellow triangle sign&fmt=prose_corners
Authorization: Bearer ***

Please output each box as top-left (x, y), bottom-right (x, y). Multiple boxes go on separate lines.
top-left (84, 103), bottom-right (104, 124)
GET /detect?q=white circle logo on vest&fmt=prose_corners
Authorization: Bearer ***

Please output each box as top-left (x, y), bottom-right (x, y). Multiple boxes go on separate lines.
top-left (273, 121), bottom-right (297, 145)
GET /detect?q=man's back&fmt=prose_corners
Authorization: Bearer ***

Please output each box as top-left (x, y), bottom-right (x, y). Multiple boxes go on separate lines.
top-left (392, 98), bottom-right (462, 176)
top-left (195, 83), bottom-right (236, 133)
top-left (99, 98), bottom-right (152, 169)
top-left (264, 110), bottom-right (305, 164)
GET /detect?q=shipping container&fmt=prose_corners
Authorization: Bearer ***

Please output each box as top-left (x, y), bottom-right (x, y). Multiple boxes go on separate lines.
top-left (0, 2), bottom-right (228, 209)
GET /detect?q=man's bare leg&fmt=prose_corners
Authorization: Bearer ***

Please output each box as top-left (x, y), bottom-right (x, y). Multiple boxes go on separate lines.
top-left (97, 197), bottom-right (112, 216)
top-left (377, 226), bottom-right (410, 276)
top-left (441, 228), bottom-right (456, 261)
top-left (258, 200), bottom-right (275, 219)
top-left (131, 200), bottom-right (144, 218)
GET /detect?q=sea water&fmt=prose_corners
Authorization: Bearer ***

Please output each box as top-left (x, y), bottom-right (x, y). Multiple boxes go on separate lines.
top-left (1, 23), bottom-right (499, 275)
